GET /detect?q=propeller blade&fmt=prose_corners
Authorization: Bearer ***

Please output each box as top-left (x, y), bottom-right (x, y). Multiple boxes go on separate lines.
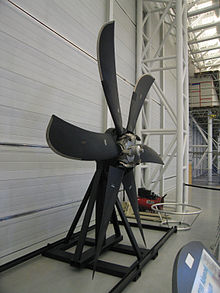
top-left (97, 21), bottom-right (123, 135)
top-left (93, 166), bottom-right (124, 276)
top-left (123, 170), bottom-right (146, 246)
top-left (46, 115), bottom-right (120, 161)
top-left (140, 145), bottom-right (164, 165)
top-left (127, 74), bottom-right (155, 133)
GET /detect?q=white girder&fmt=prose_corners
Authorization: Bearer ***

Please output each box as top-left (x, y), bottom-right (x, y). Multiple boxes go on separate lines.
top-left (194, 54), bottom-right (220, 62)
top-left (189, 34), bottom-right (220, 45)
top-left (191, 45), bottom-right (220, 54)
top-left (188, 20), bottom-right (220, 32)
top-left (188, 0), bottom-right (220, 72)
top-left (136, 0), bottom-right (189, 203)
top-left (190, 112), bottom-right (218, 176)
top-left (208, 111), bottom-right (213, 181)
top-left (199, 62), bottom-right (220, 70)
top-left (191, 116), bottom-right (209, 144)
top-left (188, 2), bottom-right (220, 17)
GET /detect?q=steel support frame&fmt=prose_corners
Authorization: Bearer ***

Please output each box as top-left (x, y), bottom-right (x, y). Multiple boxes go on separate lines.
top-left (208, 111), bottom-right (213, 181)
top-left (191, 46), bottom-right (220, 55)
top-left (188, 34), bottom-right (220, 45)
top-left (187, 1), bottom-right (220, 72)
top-left (188, 3), bottom-right (220, 17)
top-left (191, 116), bottom-right (208, 177)
top-left (136, 0), bottom-right (189, 204)
top-left (188, 20), bottom-right (220, 33)
top-left (190, 113), bottom-right (218, 177)
top-left (218, 135), bottom-right (220, 174)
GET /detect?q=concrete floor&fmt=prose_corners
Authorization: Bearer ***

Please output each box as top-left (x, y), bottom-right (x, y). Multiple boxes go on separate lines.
top-left (1, 186), bottom-right (219, 293)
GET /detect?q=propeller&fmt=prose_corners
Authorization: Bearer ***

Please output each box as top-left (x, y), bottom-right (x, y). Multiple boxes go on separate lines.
top-left (47, 115), bottom-right (120, 161)
top-left (46, 21), bottom-right (163, 270)
top-left (122, 169), bottom-right (146, 246)
top-left (140, 145), bottom-right (164, 165)
top-left (92, 166), bottom-right (124, 276)
top-left (127, 74), bottom-right (155, 133)
top-left (97, 21), bottom-right (123, 136)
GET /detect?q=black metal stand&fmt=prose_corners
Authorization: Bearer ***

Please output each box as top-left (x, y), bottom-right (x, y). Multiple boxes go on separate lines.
top-left (1, 163), bottom-right (177, 292)
top-left (42, 216), bottom-right (177, 293)
top-left (41, 175), bottom-right (177, 292)
top-left (0, 217), bottom-right (176, 293)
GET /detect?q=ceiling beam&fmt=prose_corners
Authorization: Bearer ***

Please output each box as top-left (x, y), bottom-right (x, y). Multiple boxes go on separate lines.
top-left (188, 3), bottom-right (220, 17)
top-left (198, 62), bottom-right (220, 69)
top-left (144, 0), bottom-right (173, 2)
top-left (188, 34), bottom-right (220, 44)
top-left (194, 54), bottom-right (220, 62)
top-left (191, 46), bottom-right (220, 54)
top-left (188, 20), bottom-right (220, 32)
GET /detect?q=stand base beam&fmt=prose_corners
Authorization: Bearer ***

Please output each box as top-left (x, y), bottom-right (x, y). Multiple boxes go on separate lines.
top-left (43, 235), bottom-right (123, 268)
top-left (87, 260), bottom-right (129, 278)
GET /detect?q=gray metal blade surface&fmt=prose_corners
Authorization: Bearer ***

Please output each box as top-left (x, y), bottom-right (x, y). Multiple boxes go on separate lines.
top-left (140, 145), bottom-right (164, 165)
top-left (127, 74), bottom-right (155, 133)
top-left (46, 115), bottom-right (120, 161)
top-left (97, 21), bottom-right (123, 135)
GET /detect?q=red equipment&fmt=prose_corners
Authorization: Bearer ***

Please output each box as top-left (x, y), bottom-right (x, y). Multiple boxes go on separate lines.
top-left (137, 188), bottom-right (167, 211)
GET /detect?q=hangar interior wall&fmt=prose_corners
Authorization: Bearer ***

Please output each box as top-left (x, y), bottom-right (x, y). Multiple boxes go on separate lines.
top-left (0, 0), bottom-right (177, 264)
top-left (0, 0), bottom-right (136, 264)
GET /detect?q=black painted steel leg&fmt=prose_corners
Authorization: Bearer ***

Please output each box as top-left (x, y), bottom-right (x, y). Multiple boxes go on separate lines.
top-left (122, 170), bottom-right (146, 246)
top-left (95, 167), bottom-right (107, 243)
top-left (93, 166), bottom-right (124, 274)
top-left (116, 198), bottom-right (142, 260)
top-left (111, 207), bottom-right (121, 237)
top-left (65, 172), bottom-right (97, 242)
top-left (74, 168), bottom-right (102, 260)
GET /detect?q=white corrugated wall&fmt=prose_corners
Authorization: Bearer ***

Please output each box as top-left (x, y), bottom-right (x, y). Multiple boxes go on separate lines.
top-left (0, 0), bottom-right (136, 263)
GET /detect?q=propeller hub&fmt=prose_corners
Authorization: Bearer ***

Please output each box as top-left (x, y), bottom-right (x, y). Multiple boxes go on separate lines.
top-left (117, 133), bottom-right (143, 168)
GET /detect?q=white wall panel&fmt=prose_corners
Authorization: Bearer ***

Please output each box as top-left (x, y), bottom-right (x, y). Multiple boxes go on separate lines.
top-left (117, 78), bottom-right (133, 126)
top-left (113, 0), bottom-right (137, 127)
top-left (0, 0), bottom-right (105, 263)
top-left (8, 0), bottom-right (105, 58)
top-left (0, 0), bottom-right (137, 263)
top-left (116, 0), bottom-right (136, 24)
top-left (0, 202), bottom-right (81, 259)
